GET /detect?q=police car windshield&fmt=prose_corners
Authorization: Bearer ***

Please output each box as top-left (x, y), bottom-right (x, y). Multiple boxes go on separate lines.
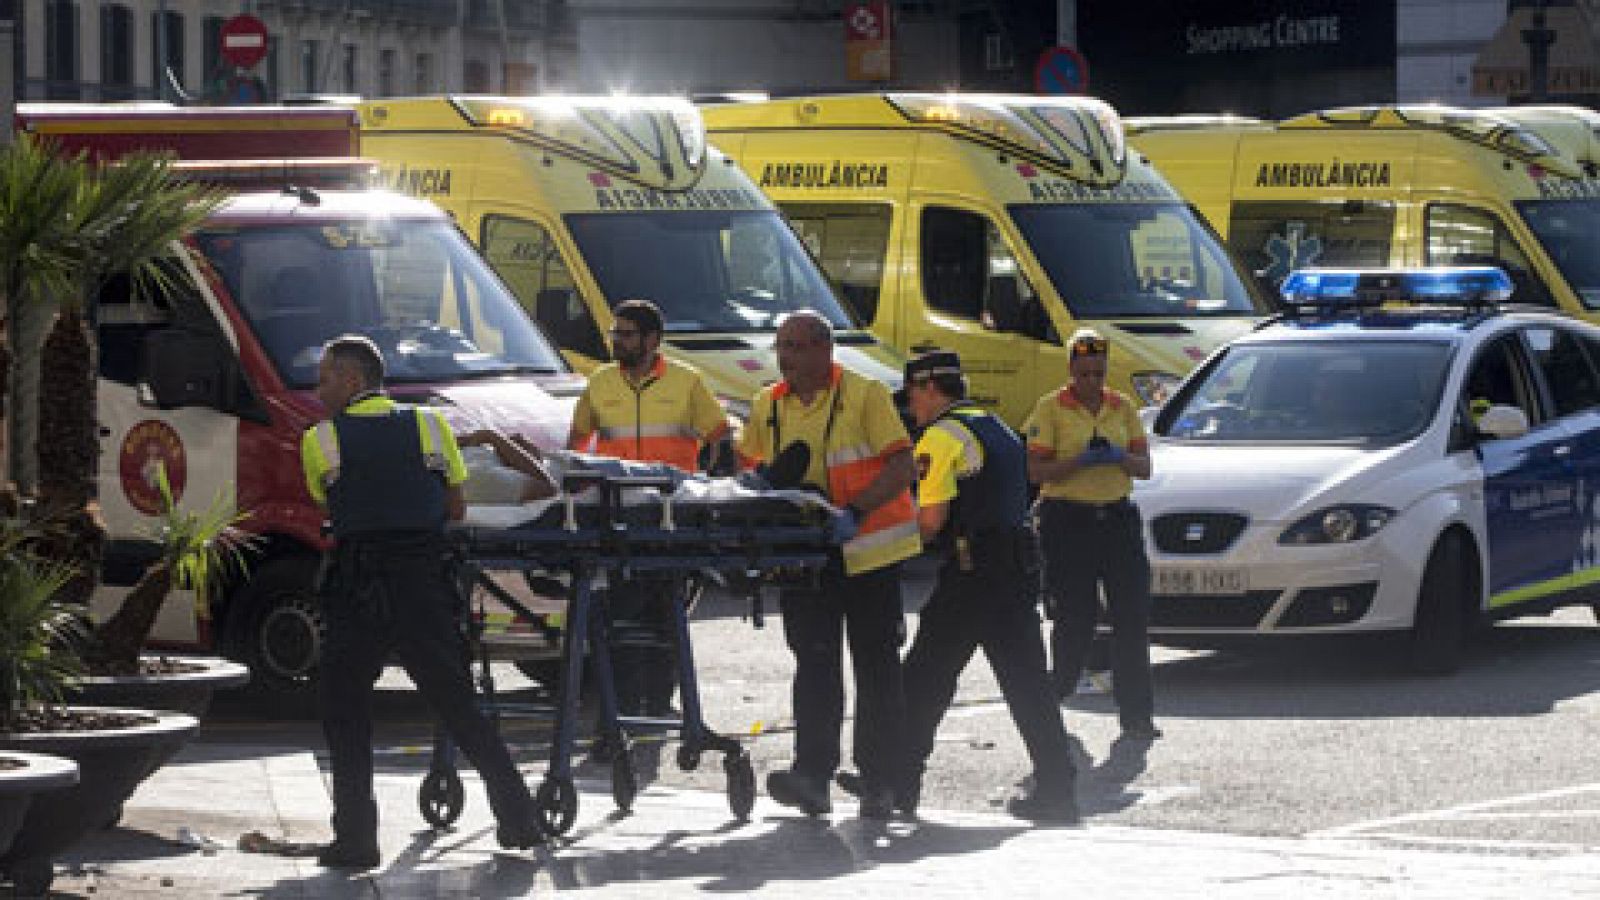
top-left (1009, 203), bottom-right (1262, 318)
top-left (1160, 340), bottom-right (1453, 444)
top-left (1516, 199), bottom-right (1600, 310)
top-left (194, 220), bottom-right (568, 388)
top-left (564, 210), bottom-right (854, 333)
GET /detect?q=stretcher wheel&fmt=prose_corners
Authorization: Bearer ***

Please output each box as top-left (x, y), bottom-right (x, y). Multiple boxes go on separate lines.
top-left (611, 739), bottom-right (638, 813)
top-left (419, 767), bottom-right (465, 827)
top-left (676, 744), bottom-right (702, 772)
top-left (535, 776), bottom-right (579, 835)
top-left (725, 750), bottom-right (756, 822)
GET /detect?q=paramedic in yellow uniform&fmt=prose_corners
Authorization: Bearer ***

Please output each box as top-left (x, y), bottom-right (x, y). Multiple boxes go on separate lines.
top-left (567, 298), bottom-right (731, 717)
top-left (1025, 328), bottom-right (1160, 742)
top-left (739, 310), bottom-right (920, 818)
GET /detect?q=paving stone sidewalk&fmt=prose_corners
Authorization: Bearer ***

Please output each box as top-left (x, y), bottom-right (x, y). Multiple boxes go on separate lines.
top-left (39, 742), bottom-right (1600, 899)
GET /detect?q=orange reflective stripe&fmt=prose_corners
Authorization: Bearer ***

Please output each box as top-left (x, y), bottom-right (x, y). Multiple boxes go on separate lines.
top-left (594, 434), bottom-right (700, 471)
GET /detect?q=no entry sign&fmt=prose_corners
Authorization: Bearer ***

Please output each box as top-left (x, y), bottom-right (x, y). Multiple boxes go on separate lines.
top-left (219, 14), bottom-right (269, 70)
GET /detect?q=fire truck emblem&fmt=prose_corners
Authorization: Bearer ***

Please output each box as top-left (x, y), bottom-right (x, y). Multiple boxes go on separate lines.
top-left (119, 420), bottom-right (188, 515)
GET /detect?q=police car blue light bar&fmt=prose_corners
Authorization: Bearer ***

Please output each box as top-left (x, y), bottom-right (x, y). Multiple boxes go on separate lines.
top-left (1280, 266), bottom-right (1514, 309)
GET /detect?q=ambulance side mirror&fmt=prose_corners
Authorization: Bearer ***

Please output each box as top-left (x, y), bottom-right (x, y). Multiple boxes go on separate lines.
top-left (138, 328), bottom-right (233, 410)
top-left (534, 288), bottom-right (608, 362)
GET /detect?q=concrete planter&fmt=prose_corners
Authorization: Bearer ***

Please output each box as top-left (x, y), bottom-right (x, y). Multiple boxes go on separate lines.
top-left (0, 707), bottom-right (197, 897)
top-left (70, 655), bottom-right (251, 719)
top-left (0, 752), bottom-right (78, 861)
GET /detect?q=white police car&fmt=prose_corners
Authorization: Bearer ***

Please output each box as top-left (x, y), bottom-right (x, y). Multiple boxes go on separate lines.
top-left (1137, 267), bottom-right (1600, 673)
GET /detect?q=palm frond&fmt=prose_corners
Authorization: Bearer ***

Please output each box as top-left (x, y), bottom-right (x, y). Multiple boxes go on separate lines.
top-left (0, 528), bottom-right (84, 728)
top-left (148, 463), bottom-right (258, 621)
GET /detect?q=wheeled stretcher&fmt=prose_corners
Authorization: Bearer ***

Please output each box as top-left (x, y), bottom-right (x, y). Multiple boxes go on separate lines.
top-left (417, 471), bottom-right (835, 837)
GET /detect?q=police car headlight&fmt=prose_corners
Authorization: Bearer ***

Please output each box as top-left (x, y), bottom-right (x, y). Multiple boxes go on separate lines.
top-left (1131, 371), bottom-right (1181, 407)
top-left (1279, 505), bottom-right (1395, 545)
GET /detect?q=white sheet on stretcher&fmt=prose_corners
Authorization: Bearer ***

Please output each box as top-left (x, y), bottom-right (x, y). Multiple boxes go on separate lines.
top-left (458, 447), bottom-right (835, 530)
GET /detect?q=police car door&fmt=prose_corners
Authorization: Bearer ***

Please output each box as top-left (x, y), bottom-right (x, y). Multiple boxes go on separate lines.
top-left (1469, 330), bottom-right (1582, 606)
top-left (94, 256), bottom-right (241, 645)
top-left (1517, 324), bottom-right (1600, 598)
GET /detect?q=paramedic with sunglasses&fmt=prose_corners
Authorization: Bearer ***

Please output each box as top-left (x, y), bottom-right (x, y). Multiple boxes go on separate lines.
top-left (1024, 328), bottom-right (1161, 742)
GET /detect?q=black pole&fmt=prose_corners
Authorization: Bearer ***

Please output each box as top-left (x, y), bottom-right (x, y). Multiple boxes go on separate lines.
top-left (1522, 0), bottom-right (1556, 102)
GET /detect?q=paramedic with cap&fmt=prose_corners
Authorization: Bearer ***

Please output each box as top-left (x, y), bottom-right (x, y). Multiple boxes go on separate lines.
top-left (1024, 328), bottom-right (1161, 742)
top-left (567, 298), bottom-right (730, 718)
top-left (841, 350), bottom-right (1080, 822)
top-left (739, 310), bottom-right (921, 818)
top-left (301, 335), bottom-right (543, 868)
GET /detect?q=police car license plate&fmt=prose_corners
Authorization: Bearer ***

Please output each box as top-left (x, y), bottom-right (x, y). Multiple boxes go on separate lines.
top-left (1152, 567), bottom-right (1248, 596)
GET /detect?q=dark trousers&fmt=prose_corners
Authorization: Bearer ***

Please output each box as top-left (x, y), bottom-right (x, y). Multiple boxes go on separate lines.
top-left (608, 577), bottom-right (678, 716)
top-left (778, 559), bottom-right (907, 788)
top-left (905, 535), bottom-right (1076, 795)
top-left (319, 536), bottom-right (533, 844)
top-left (1038, 499), bottom-right (1156, 730)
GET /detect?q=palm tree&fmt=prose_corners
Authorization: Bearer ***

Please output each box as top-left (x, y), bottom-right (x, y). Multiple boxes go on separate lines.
top-left (31, 148), bottom-right (223, 607)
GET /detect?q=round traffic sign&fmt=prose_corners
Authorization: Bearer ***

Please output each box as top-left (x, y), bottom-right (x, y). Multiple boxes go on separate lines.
top-left (1035, 45), bottom-right (1090, 96)
top-left (219, 14), bottom-right (269, 70)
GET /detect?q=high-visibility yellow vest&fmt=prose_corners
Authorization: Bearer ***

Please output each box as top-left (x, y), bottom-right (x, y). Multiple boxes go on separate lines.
top-left (570, 355), bottom-right (729, 471)
top-left (743, 364), bottom-right (920, 575)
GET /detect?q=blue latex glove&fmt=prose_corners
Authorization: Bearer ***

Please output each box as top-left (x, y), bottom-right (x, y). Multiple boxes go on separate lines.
top-left (828, 505), bottom-right (861, 544)
top-left (1077, 443), bottom-right (1128, 468)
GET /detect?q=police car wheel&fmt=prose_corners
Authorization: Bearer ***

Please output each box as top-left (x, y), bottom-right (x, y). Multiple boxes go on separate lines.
top-left (229, 556), bottom-right (324, 706)
top-left (1408, 534), bottom-right (1471, 676)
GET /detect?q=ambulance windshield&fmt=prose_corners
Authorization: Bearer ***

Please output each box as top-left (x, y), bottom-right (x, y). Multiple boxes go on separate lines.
top-left (195, 220), bottom-right (568, 388)
top-left (1516, 199), bottom-right (1600, 310)
top-left (1009, 203), bottom-right (1261, 318)
top-left (565, 210), bottom-right (854, 333)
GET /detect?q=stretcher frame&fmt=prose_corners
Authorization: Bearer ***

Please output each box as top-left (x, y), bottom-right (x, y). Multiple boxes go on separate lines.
top-left (417, 472), bottom-right (833, 837)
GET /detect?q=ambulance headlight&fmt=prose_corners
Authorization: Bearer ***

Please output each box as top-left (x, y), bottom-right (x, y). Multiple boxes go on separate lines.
top-left (1279, 505), bottom-right (1394, 545)
top-left (1131, 371), bottom-right (1181, 407)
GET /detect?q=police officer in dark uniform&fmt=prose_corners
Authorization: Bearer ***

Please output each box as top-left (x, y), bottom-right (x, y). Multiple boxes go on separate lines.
top-left (301, 335), bottom-right (547, 868)
top-left (846, 351), bottom-right (1079, 822)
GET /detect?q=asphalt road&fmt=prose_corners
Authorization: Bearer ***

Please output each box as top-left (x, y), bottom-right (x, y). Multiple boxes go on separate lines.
top-left (205, 563), bottom-right (1600, 859)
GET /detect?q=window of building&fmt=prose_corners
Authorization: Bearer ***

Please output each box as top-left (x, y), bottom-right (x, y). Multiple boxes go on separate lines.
top-left (984, 32), bottom-right (1013, 71)
top-left (300, 39), bottom-right (320, 92)
top-left (202, 15), bottom-right (224, 84)
top-left (99, 4), bottom-right (133, 100)
top-left (341, 44), bottom-right (357, 94)
top-left (464, 58), bottom-right (490, 92)
top-left (149, 9), bottom-right (184, 98)
top-left (415, 52), bottom-right (433, 94)
top-left (265, 36), bottom-right (280, 101)
top-left (378, 47), bottom-right (395, 97)
top-left (1426, 203), bottom-right (1554, 308)
top-left (781, 202), bottom-right (893, 327)
top-left (45, 0), bottom-right (79, 100)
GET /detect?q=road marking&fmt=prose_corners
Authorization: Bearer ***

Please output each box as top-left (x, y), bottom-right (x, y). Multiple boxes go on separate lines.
top-left (1308, 782), bottom-right (1600, 841)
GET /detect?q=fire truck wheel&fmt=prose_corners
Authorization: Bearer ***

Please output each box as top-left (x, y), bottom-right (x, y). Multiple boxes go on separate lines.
top-left (226, 555), bottom-right (324, 712)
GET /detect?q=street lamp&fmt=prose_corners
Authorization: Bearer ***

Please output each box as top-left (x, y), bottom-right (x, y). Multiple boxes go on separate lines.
top-left (1521, 0), bottom-right (1556, 102)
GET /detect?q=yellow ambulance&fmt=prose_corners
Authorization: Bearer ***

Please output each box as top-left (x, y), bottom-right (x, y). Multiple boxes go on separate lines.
top-left (702, 93), bottom-right (1266, 425)
top-left (1127, 104), bottom-right (1600, 318)
top-left (356, 95), bottom-right (904, 427)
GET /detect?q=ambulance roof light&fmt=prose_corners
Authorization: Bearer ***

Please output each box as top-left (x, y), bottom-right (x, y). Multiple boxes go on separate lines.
top-left (453, 95), bottom-right (706, 181)
top-left (1279, 266), bottom-right (1513, 312)
top-left (169, 157), bottom-right (376, 191)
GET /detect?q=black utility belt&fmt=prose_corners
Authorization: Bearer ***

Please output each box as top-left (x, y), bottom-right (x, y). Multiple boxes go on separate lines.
top-left (1041, 497), bottom-right (1134, 512)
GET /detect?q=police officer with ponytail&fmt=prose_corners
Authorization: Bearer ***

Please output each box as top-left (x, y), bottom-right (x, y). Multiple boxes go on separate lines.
top-left (301, 335), bottom-right (545, 868)
top-left (887, 351), bottom-right (1080, 823)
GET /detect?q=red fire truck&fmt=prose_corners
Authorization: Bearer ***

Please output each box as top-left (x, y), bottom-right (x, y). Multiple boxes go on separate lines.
top-left (17, 104), bottom-right (579, 705)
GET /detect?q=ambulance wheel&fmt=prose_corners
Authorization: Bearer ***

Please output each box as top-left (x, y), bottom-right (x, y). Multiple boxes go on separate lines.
top-left (725, 750), bottom-right (756, 822)
top-left (611, 739), bottom-right (638, 813)
top-left (419, 768), bottom-right (465, 828)
top-left (535, 776), bottom-right (578, 835)
top-left (676, 744), bottom-right (702, 772)
top-left (1408, 533), bottom-right (1470, 675)
top-left (227, 556), bottom-right (324, 712)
